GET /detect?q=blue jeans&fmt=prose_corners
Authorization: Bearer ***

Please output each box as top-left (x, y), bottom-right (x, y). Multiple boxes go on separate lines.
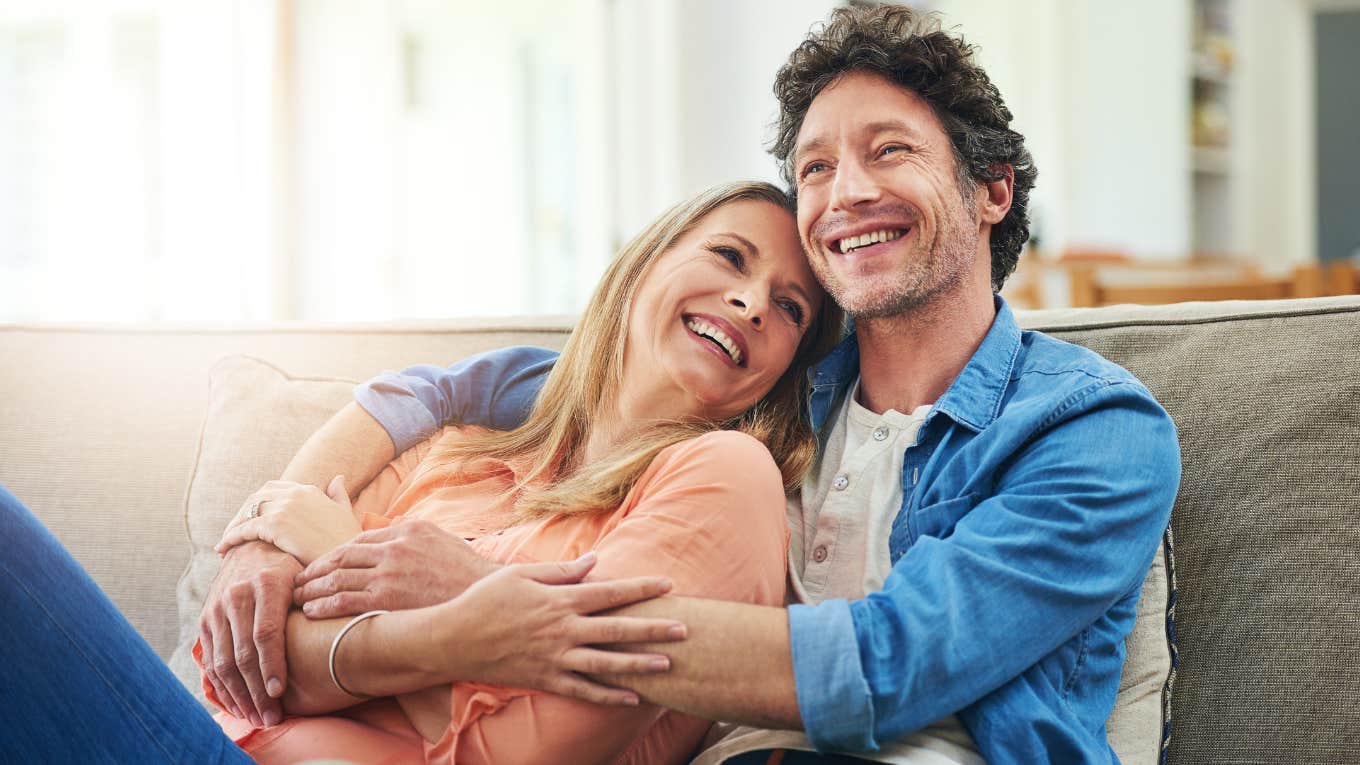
top-left (0, 485), bottom-right (253, 764)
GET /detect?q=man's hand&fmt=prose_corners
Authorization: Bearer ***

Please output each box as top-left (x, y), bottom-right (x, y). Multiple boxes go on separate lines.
top-left (199, 540), bottom-right (303, 728)
top-left (293, 520), bottom-right (499, 618)
top-left (433, 552), bottom-right (687, 706)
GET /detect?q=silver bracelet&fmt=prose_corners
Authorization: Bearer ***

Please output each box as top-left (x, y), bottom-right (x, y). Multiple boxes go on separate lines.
top-left (327, 609), bottom-right (390, 699)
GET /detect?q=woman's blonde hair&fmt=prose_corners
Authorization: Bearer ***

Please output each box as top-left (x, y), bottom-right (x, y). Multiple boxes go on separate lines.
top-left (432, 180), bottom-right (845, 521)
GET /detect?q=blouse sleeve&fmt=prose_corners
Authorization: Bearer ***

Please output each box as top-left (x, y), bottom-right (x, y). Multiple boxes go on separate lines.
top-left (585, 429), bottom-right (790, 604)
top-left (433, 430), bottom-right (790, 765)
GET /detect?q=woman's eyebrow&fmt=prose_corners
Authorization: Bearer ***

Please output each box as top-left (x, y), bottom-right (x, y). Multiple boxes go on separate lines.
top-left (716, 232), bottom-right (814, 306)
top-left (716, 232), bottom-right (760, 254)
top-left (784, 280), bottom-right (816, 310)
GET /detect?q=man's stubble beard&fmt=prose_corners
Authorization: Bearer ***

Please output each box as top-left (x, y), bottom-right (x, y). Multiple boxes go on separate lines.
top-left (816, 196), bottom-right (980, 321)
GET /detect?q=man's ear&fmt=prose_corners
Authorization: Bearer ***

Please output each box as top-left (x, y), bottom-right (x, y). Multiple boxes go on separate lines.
top-left (976, 164), bottom-right (1013, 225)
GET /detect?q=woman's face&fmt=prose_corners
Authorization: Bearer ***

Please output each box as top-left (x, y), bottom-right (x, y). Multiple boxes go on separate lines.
top-left (621, 198), bottom-right (824, 423)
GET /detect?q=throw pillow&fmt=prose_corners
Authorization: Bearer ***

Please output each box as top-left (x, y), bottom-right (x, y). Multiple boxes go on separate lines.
top-left (167, 355), bottom-right (356, 699)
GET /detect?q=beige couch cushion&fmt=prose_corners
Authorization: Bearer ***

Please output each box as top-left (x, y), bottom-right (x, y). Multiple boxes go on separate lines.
top-left (167, 355), bottom-right (357, 696)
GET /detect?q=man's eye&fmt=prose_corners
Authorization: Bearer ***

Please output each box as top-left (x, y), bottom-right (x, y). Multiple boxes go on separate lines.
top-left (800, 161), bottom-right (829, 178)
top-left (713, 246), bottom-right (744, 268)
top-left (879, 144), bottom-right (908, 157)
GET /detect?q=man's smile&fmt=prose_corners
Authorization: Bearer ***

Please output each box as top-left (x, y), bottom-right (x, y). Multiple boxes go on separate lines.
top-left (834, 227), bottom-right (907, 254)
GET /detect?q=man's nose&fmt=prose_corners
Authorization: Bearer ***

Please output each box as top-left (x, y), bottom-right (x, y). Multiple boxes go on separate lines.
top-left (828, 157), bottom-right (881, 211)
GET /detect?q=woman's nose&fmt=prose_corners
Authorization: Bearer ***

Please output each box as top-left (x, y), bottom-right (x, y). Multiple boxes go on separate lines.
top-left (728, 292), bottom-right (764, 328)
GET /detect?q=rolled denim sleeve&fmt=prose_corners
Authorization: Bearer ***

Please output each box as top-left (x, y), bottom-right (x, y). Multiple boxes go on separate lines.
top-left (789, 598), bottom-right (880, 752)
top-left (353, 346), bottom-right (558, 453)
top-left (788, 380), bottom-right (1180, 753)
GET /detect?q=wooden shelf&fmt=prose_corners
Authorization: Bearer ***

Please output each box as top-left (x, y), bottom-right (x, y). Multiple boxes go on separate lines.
top-left (1192, 56), bottom-right (1232, 85)
top-left (1192, 146), bottom-right (1231, 175)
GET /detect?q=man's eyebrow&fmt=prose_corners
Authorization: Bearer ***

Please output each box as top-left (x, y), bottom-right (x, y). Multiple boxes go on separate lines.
top-left (792, 135), bottom-right (831, 164)
top-left (794, 120), bottom-right (929, 161)
top-left (862, 120), bottom-right (927, 142)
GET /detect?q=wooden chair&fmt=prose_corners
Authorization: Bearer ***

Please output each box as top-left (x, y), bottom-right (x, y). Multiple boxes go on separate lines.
top-left (1068, 264), bottom-right (1320, 308)
top-left (1324, 261), bottom-right (1360, 296)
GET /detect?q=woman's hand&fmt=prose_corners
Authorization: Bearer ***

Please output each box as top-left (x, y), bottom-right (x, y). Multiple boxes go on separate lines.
top-left (427, 552), bottom-right (688, 706)
top-left (216, 476), bottom-right (362, 566)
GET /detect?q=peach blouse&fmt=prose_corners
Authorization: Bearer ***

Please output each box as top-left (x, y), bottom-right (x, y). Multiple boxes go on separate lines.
top-left (202, 426), bottom-right (789, 765)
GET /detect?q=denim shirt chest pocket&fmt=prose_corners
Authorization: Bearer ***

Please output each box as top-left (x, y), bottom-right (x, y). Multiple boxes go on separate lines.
top-left (910, 493), bottom-right (980, 541)
top-left (888, 491), bottom-right (981, 563)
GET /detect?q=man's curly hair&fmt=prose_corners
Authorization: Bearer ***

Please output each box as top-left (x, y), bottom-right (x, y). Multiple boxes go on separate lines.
top-left (771, 4), bottom-right (1037, 290)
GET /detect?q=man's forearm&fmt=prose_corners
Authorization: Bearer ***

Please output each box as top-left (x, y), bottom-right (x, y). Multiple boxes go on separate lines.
top-left (595, 597), bottom-right (803, 730)
top-left (281, 401), bottom-right (395, 495)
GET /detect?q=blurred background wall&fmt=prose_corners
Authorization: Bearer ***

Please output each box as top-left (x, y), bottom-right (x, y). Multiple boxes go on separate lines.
top-left (1, 0), bottom-right (1356, 322)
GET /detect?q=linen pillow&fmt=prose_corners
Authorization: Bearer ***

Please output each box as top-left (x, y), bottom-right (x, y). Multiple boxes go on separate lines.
top-left (167, 355), bottom-right (356, 699)
top-left (1107, 536), bottom-right (1174, 765)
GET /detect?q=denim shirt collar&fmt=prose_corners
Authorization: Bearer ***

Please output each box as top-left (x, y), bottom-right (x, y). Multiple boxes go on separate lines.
top-left (933, 294), bottom-right (1022, 433)
top-left (809, 295), bottom-right (1022, 434)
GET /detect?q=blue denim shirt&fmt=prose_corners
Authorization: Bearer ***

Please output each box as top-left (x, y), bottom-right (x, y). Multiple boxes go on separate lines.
top-left (355, 298), bottom-right (1180, 764)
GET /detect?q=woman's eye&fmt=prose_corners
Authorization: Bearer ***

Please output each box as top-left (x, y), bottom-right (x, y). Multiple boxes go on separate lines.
top-left (779, 299), bottom-right (805, 326)
top-left (713, 246), bottom-right (744, 268)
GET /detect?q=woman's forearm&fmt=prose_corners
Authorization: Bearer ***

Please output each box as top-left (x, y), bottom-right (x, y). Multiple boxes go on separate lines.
top-left (279, 607), bottom-right (449, 716)
top-left (279, 559), bottom-right (687, 717)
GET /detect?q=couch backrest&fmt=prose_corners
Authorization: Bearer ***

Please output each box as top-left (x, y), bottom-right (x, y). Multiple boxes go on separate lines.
top-left (0, 319), bottom-right (574, 654)
top-left (4, 296), bottom-right (1358, 765)
top-left (1025, 297), bottom-right (1360, 765)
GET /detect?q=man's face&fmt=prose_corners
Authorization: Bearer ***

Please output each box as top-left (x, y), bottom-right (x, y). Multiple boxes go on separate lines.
top-left (792, 70), bottom-right (982, 319)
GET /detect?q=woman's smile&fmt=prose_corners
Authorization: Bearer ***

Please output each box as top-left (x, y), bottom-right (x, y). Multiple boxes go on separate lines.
top-left (683, 313), bottom-right (748, 368)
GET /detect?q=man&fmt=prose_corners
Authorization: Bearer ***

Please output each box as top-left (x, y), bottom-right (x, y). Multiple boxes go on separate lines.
top-left (201, 6), bottom-right (1179, 763)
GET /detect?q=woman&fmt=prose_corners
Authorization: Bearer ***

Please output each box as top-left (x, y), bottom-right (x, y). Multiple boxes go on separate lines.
top-left (0, 181), bottom-right (843, 765)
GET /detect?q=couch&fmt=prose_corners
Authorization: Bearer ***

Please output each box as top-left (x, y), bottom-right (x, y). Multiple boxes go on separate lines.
top-left (3, 296), bottom-right (1357, 764)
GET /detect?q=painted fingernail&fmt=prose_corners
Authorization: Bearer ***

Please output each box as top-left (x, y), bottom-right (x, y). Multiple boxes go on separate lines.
top-left (650, 657), bottom-right (670, 671)
top-left (263, 710), bottom-right (280, 727)
top-left (267, 677), bottom-right (283, 697)
top-left (668, 624), bottom-right (687, 639)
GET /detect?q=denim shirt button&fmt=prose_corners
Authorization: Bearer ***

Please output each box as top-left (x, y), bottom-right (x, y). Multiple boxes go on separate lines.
top-left (833, 474), bottom-right (850, 491)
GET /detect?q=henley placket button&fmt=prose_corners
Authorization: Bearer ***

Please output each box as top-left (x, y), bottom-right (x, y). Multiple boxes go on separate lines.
top-left (812, 545), bottom-right (828, 563)
top-left (832, 474), bottom-right (849, 491)
top-left (872, 426), bottom-right (889, 441)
